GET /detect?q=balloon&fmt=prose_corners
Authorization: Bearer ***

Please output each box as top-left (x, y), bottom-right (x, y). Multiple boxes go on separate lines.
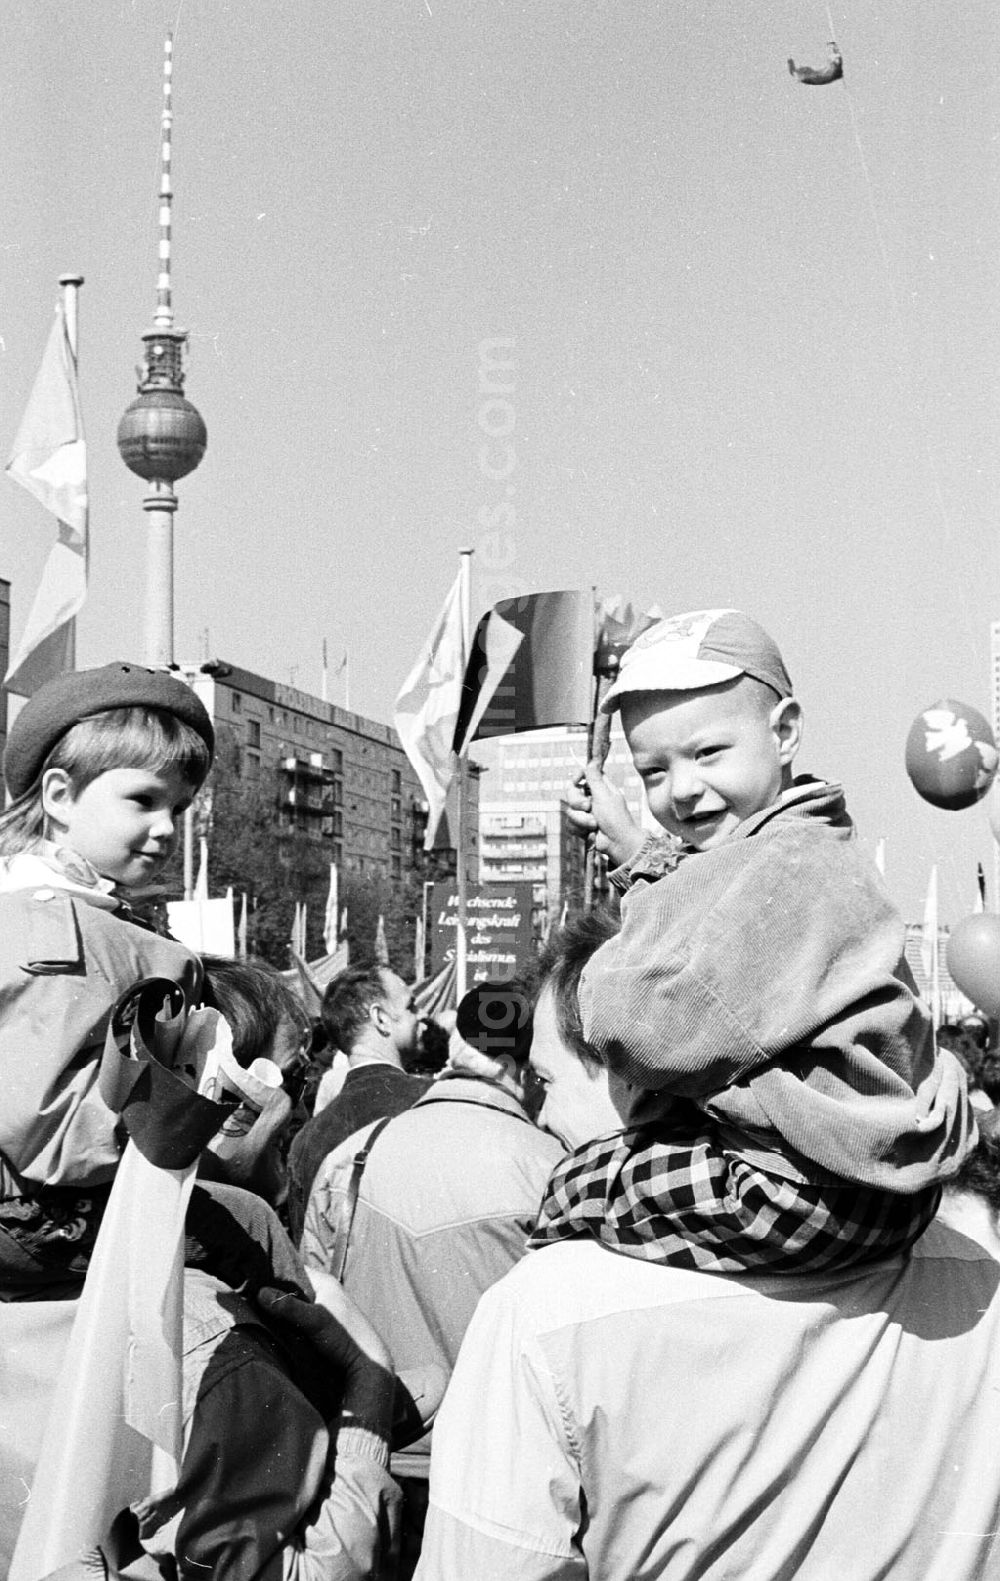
top-left (905, 699), bottom-right (998, 811)
top-left (945, 913), bottom-right (1000, 1017)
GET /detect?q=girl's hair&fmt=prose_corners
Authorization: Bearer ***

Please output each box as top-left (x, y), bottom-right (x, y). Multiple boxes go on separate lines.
top-left (0, 706), bottom-right (212, 856)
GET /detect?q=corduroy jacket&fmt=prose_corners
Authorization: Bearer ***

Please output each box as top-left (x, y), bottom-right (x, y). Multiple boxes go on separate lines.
top-left (581, 778), bottom-right (973, 1190)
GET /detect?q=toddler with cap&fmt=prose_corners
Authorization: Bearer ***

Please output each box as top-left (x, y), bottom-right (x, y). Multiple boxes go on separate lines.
top-left (0, 661), bottom-right (309, 1300)
top-left (534, 608), bottom-right (973, 1271)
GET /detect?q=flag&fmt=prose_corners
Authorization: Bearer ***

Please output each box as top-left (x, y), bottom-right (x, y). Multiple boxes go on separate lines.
top-left (238, 893), bottom-right (248, 959)
top-left (194, 838), bottom-right (209, 902)
top-left (5, 300), bottom-right (88, 696)
top-left (413, 914), bottom-right (425, 982)
top-left (290, 901), bottom-right (307, 960)
top-left (394, 569), bottom-right (466, 850)
top-left (453, 589), bottom-right (594, 752)
top-left (340, 905), bottom-right (348, 938)
top-left (921, 865), bottom-right (941, 1029)
top-left (595, 594), bottom-right (663, 676)
top-left (323, 862), bottom-right (339, 955)
top-left (374, 913), bottom-right (389, 966)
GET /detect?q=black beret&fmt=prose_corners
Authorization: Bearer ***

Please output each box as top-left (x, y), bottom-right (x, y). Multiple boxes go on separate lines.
top-left (3, 661), bottom-right (215, 798)
top-left (455, 978), bottom-right (534, 1064)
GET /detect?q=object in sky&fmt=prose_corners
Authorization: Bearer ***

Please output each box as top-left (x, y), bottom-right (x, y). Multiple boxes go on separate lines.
top-left (788, 42), bottom-right (843, 85)
top-left (904, 699), bottom-right (999, 812)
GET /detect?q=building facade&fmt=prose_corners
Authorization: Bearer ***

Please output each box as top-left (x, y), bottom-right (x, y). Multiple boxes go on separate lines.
top-left (473, 723), bottom-right (650, 931)
top-left (183, 659), bottom-right (474, 885)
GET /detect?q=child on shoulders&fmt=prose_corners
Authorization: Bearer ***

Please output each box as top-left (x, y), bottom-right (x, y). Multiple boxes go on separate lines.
top-left (536, 609), bottom-right (973, 1271)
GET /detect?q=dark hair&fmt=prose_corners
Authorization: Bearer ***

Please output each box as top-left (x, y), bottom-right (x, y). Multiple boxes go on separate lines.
top-left (947, 1121), bottom-right (1000, 1220)
top-left (535, 908), bottom-right (621, 1074)
top-left (201, 954), bottom-right (309, 1069)
top-left (456, 978), bottom-right (534, 1064)
top-left (939, 1020), bottom-right (1000, 1103)
top-left (320, 962), bottom-right (392, 1052)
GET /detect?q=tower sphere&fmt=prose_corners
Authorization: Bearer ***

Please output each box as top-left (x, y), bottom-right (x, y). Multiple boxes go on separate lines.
top-left (117, 388), bottom-right (207, 482)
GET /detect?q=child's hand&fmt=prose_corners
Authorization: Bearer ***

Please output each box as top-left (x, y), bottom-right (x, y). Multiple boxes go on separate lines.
top-left (569, 756), bottom-right (646, 869)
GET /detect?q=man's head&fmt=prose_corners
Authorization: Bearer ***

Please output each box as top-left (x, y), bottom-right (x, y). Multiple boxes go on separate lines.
top-left (320, 963), bottom-right (422, 1065)
top-left (529, 911), bottom-right (624, 1148)
top-left (447, 978), bottom-right (534, 1097)
top-left (603, 609), bottom-right (802, 850)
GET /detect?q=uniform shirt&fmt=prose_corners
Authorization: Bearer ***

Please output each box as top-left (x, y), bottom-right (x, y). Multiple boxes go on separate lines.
top-left (416, 1222), bottom-right (1000, 1581)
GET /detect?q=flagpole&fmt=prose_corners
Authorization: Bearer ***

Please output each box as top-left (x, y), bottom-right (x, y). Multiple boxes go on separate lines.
top-left (455, 548), bottom-right (474, 1000)
top-left (583, 587), bottom-right (607, 912)
top-left (321, 639), bottom-right (328, 703)
top-left (59, 275), bottom-right (83, 670)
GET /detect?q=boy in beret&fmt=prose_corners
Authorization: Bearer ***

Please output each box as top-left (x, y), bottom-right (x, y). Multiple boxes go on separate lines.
top-left (0, 662), bottom-right (306, 1298)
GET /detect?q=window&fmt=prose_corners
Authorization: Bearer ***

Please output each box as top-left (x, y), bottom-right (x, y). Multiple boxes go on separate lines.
top-left (391, 853), bottom-right (402, 880)
top-left (247, 719), bottom-right (261, 748)
top-left (392, 769), bottom-right (402, 793)
top-left (231, 691), bottom-right (242, 714)
top-left (245, 752), bottom-right (260, 783)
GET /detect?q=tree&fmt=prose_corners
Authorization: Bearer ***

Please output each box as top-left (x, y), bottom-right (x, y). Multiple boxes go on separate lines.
top-left (161, 727), bottom-right (429, 973)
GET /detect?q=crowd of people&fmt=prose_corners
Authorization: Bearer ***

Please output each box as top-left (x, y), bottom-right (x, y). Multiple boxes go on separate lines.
top-left (2, 611), bottom-right (1000, 1579)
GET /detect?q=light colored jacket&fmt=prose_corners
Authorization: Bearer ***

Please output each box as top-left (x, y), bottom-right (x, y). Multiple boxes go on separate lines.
top-left (416, 1223), bottom-right (1000, 1580)
top-left (0, 851), bottom-right (198, 1188)
top-left (301, 1073), bottom-right (564, 1469)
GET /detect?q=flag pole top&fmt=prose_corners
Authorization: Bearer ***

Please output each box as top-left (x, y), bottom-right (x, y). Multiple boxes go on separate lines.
top-left (58, 274), bottom-right (84, 287)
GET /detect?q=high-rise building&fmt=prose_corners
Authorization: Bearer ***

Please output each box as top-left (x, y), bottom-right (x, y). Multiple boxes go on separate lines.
top-left (473, 723), bottom-right (649, 930)
top-left (183, 659), bottom-right (474, 885)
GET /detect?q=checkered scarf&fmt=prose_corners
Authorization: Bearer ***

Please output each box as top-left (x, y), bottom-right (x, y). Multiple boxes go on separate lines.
top-left (530, 1122), bottom-right (940, 1274)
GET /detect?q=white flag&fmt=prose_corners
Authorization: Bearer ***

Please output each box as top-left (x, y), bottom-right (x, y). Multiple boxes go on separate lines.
top-left (394, 570), bottom-right (465, 850)
top-left (323, 863), bottom-right (339, 955)
top-left (921, 865), bottom-right (941, 1029)
top-left (5, 300), bottom-right (88, 696)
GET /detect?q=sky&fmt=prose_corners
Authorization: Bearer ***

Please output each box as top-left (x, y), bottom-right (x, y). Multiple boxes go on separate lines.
top-left (2, 0), bottom-right (998, 925)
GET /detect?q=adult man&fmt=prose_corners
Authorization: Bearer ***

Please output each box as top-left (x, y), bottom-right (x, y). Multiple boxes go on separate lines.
top-left (286, 965), bottom-right (429, 1241)
top-left (301, 978), bottom-right (564, 1443)
top-left (414, 936), bottom-right (1000, 1580)
top-left (301, 979), bottom-right (565, 1575)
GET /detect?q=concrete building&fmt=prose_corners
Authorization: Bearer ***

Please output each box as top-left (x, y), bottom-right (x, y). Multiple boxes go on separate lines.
top-left (473, 723), bottom-right (649, 930)
top-left (183, 659), bottom-right (475, 885)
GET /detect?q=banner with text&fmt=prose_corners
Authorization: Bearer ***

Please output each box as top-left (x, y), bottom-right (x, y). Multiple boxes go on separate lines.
top-left (428, 881), bottom-right (535, 984)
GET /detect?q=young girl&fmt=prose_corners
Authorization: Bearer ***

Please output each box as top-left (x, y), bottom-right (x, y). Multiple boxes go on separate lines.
top-left (0, 661), bottom-right (308, 1300)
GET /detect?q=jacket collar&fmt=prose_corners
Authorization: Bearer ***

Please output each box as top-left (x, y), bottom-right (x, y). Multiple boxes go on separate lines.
top-left (416, 1071), bottom-right (532, 1123)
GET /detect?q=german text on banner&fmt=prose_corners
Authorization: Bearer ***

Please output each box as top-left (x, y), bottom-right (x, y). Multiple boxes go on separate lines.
top-left (5, 300), bottom-right (88, 697)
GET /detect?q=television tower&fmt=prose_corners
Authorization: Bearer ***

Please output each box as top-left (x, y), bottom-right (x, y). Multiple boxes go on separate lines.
top-left (117, 34), bottom-right (207, 668)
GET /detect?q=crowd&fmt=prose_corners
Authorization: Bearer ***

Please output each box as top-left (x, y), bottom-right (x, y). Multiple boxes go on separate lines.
top-left (2, 611), bottom-right (1000, 1580)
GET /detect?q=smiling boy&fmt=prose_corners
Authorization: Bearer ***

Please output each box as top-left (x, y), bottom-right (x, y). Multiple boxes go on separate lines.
top-left (534, 609), bottom-right (974, 1271)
